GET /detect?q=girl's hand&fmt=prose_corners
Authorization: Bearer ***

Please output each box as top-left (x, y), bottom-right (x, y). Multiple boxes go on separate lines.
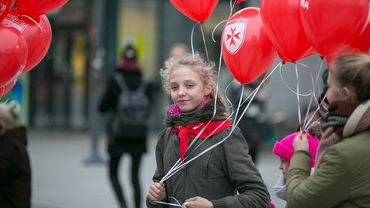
top-left (293, 132), bottom-right (309, 152)
top-left (184, 196), bottom-right (213, 208)
top-left (147, 182), bottom-right (166, 204)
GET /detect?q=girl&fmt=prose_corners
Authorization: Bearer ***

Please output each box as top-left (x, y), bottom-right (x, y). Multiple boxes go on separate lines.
top-left (287, 53), bottom-right (370, 207)
top-left (271, 131), bottom-right (319, 206)
top-left (146, 54), bottom-right (269, 208)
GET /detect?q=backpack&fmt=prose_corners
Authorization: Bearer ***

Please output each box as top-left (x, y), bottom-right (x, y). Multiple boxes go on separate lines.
top-left (111, 73), bottom-right (150, 139)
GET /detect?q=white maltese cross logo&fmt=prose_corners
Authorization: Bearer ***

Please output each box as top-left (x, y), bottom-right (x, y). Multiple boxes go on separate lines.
top-left (223, 20), bottom-right (247, 55)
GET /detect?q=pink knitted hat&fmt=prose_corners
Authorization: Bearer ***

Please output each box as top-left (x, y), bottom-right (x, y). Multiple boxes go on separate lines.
top-left (272, 131), bottom-right (319, 167)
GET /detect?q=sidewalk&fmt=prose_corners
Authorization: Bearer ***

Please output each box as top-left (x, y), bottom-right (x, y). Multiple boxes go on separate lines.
top-left (28, 129), bottom-right (285, 208)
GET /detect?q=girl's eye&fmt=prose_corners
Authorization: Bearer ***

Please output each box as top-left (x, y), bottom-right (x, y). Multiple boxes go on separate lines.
top-left (171, 86), bottom-right (178, 90)
top-left (186, 84), bottom-right (194, 88)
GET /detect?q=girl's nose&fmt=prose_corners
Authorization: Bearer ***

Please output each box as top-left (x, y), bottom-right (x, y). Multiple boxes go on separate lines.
top-left (178, 86), bottom-right (186, 96)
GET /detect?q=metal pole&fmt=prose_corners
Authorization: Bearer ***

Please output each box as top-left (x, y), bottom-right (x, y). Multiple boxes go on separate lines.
top-left (84, 0), bottom-right (105, 165)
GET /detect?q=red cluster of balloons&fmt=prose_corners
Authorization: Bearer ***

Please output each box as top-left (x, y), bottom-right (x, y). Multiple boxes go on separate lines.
top-left (0, 0), bottom-right (68, 93)
top-left (170, 0), bottom-right (369, 84)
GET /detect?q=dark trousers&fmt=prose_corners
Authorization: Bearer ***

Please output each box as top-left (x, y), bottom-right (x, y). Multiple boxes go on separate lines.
top-left (109, 153), bottom-right (142, 208)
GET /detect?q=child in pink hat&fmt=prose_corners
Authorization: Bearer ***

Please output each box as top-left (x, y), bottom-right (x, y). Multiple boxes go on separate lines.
top-left (271, 131), bottom-right (319, 205)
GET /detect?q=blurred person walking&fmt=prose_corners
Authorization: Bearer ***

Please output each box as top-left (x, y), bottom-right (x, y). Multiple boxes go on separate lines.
top-left (0, 102), bottom-right (31, 208)
top-left (287, 53), bottom-right (370, 208)
top-left (99, 44), bottom-right (152, 208)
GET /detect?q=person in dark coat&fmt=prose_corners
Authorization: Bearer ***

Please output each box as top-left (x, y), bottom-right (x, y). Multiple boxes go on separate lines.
top-left (99, 44), bottom-right (152, 208)
top-left (0, 102), bottom-right (31, 208)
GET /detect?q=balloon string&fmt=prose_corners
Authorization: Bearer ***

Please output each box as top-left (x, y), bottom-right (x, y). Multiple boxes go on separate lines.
top-left (315, 58), bottom-right (325, 89)
top-left (233, 83), bottom-right (244, 129)
top-left (20, 15), bottom-right (43, 32)
top-left (279, 63), bottom-right (312, 96)
top-left (211, 0), bottom-right (235, 43)
top-left (200, 24), bottom-right (209, 62)
top-left (303, 94), bottom-right (327, 131)
top-left (211, 20), bottom-right (228, 43)
top-left (295, 64), bottom-right (302, 131)
top-left (190, 23), bottom-right (199, 58)
top-left (230, 0), bottom-right (236, 15)
top-left (153, 201), bottom-right (183, 207)
top-left (224, 80), bottom-right (237, 107)
top-left (296, 62), bottom-right (318, 129)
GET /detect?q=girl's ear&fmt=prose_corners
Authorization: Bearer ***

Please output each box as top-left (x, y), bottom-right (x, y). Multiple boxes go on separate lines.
top-left (204, 83), bottom-right (213, 96)
top-left (342, 86), bottom-right (357, 101)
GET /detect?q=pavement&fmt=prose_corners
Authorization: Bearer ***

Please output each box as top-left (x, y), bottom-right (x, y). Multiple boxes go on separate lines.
top-left (28, 129), bottom-right (286, 208)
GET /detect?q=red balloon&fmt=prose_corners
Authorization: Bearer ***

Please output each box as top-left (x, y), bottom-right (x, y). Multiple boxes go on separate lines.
top-left (0, 25), bottom-right (27, 87)
top-left (222, 7), bottom-right (277, 84)
top-left (2, 9), bottom-right (52, 72)
top-left (300, 0), bottom-right (368, 57)
top-left (350, 21), bottom-right (370, 54)
top-left (16, 0), bottom-right (68, 15)
top-left (0, 0), bottom-right (15, 21)
top-left (261, 0), bottom-right (313, 62)
top-left (170, 0), bottom-right (218, 23)
top-left (0, 78), bottom-right (17, 97)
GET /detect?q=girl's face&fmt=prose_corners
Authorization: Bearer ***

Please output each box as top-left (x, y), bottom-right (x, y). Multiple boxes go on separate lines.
top-left (169, 66), bottom-right (212, 113)
top-left (279, 158), bottom-right (289, 180)
top-left (326, 70), bottom-right (355, 104)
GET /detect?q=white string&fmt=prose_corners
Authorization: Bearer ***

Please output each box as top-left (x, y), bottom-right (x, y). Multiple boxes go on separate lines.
top-left (212, 20), bottom-right (228, 43)
top-left (295, 64), bottom-right (302, 131)
top-left (232, 83), bottom-right (244, 129)
top-left (153, 201), bottom-right (183, 207)
top-left (315, 58), bottom-right (325, 85)
top-left (224, 80), bottom-right (237, 107)
top-left (211, 0), bottom-right (236, 43)
top-left (303, 94), bottom-right (327, 130)
top-left (296, 62), bottom-right (318, 129)
top-left (190, 23), bottom-right (199, 57)
top-left (200, 25), bottom-right (209, 62)
top-left (279, 63), bottom-right (312, 97)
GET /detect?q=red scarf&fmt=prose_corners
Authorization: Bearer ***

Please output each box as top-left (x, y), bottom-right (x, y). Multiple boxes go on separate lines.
top-left (171, 120), bottom-right (232, 160)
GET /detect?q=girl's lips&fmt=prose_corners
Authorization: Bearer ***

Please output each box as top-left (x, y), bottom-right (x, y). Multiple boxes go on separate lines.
top-left (177, 100), bottom-right (189, 104)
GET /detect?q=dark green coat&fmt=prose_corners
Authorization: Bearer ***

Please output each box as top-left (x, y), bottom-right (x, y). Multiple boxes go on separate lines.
top-left (147, 98), bottom-right (269, 208)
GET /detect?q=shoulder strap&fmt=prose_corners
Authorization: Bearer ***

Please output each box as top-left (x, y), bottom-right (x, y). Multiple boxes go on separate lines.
top-left (114, 73), bottom-right (128, 91)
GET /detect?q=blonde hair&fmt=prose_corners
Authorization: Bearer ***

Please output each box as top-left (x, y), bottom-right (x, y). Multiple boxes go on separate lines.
top-left (331, 53), bottom-right (370, 102)
top-left (160, 53), bottom-right (222, 99)
top-left (0, 102), bottom-right (20, 135)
